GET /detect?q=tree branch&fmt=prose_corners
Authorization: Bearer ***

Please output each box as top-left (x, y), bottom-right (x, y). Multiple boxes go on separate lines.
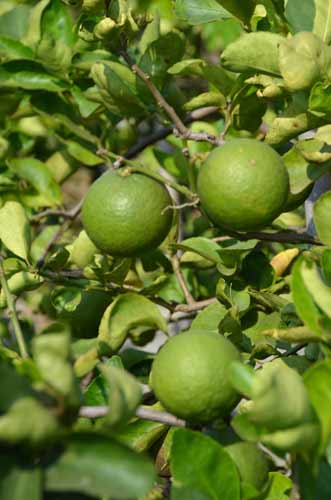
top-left (171, 255), bottom-right (195, 305)
top-left (214, 229), bottom-right (321, 246)
top-left (124, 106), bottom-right (220, 160)
top-left (174, 297), bottom-right (218, 313)
top-left (79, 405), bottom-right (187, 427)
top-left (31, 200), bottom-right (84, 223)
top-left (120, 50), bottom-right (222, 146)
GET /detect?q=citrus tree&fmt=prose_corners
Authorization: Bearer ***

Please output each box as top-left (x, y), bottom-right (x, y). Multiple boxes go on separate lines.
top-left (1, 0), bottom-right (331, 498)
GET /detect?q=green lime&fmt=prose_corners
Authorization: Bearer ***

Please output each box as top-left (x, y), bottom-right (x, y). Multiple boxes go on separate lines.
top-left (197, 139), bottom-right (289, 231)
top-left (82, 170), bottom-right (173, 257)
top-left (59, 289), bottom-right (111, 338)
top-left (150, 331), bottom-right (240, 423)
top-left (225, 442), bottom-right (269, 490)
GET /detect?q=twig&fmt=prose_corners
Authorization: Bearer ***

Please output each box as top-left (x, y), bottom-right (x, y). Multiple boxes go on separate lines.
top-left (174, 297), bottom-right (218, 313)
top-left (161, 199), bottom-right (200, 214)
top-left (171, 255), bottom-right (195, 305)
top-left (79, 405), bottom-right (187, 427)
top-left (213, 230), bottom-right (321, 246)
top-left (31, 200), bottom-right (84, 222)
top-left (120, 50), bottom-right (221, 146)
top-left (36, 201), bottom-right (83, 269)
top-left (119, 165), bottom-right (197, 201)
top-left (124, 106), bottom-right (220, 160)
top-left (0, 259), bottom-right (28, 358)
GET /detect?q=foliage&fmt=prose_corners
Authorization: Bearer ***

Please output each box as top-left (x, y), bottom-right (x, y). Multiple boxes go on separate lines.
top-left (1, 0), bottom-right (331, 498)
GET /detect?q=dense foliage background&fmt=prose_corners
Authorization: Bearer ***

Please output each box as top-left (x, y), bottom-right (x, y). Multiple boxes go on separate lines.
top-left (1, 0), bottom-right (331, 498)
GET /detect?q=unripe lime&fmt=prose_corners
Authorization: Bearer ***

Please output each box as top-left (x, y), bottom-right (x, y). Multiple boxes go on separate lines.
top-left (82, 170), bottom-right (173, 257)
top-left (197, 139), bottom-right (289, 231)
top-left (225, 442), bottom-right (269, 490)
top-left (150, 331), bottom-right (240, 423)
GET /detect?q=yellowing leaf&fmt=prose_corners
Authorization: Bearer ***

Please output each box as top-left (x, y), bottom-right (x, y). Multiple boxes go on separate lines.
top-left (271, 248), bottom-right (299, 277)
top-left (0, 201), bottom-right (30, 261)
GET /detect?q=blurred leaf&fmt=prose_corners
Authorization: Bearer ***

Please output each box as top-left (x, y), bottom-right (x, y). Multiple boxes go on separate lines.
top-left (98, 293), bottom-right (167, 352)
top-left (8, 158), bottom-right (62, 206)
top-left (98, 363), bottom-right (142, 427)
top-left (45, 433), bottom-right (155, 498)
top-left (0, 4), bottom-right (31, 40)
top-left (0, 361), bottom-right (33, 412)
top-left (304, 360), bottom-right (331, 455)
top-left (0, 453), bottom-right (42, 500)
top-left (175, 0), bottom-right (232, 25)
top-left (0, 36), bottom-right (33, 62)
top-left (0, 397), bottom-right (60, 446)
top-left (286, 0), bottom-right (331, 44)
top-left (314, 191), bottom-right (331, 246)
top-left (33, 332), bottom-right (80, 407)
top-left (170, 429), bottom-right (241, 500)
top-left (65, 141), bottom-right (103, 167)
top-left (0, 201), bottom-right (30, 261)
top-left (0, 62), bottom-right (68, 92)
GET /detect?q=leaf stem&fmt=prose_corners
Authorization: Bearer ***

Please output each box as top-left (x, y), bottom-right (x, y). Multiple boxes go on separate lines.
top-left (0, 259), bottom-right (28, 358)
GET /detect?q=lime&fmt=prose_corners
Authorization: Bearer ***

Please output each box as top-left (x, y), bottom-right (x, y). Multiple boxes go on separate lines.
top-left (82, 170), bottom-right (173, 257)
top-left (225, 442), bottom-right (269, 490)
top-left (197, 139), bottom-right (289, 231)
top-left (150, 331), bottom-right (240, 423)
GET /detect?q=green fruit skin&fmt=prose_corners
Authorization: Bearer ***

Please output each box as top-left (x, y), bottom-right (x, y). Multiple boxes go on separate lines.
top-left (197, 139), bottom-right (289, 231)
top-left (151, 331), bottom-right (241, 423)
top-left (225, 442), bottom-right (269, 491)
top-left (59, 290), bottom-right (111, 338)
top-left (82, 171), bottom-right (173, 257)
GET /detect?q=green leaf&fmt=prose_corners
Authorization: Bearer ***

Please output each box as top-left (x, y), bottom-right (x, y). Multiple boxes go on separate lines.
top-left (138, 31), bottom-right (185, 98)
top-left (214, 0), bottom-right (257, 22)
top-left (65, 141), bottom-right (103, 167)
top-left (0, 4), bottom-right (31, 40)
top-left (0, 201), bottom-right (30, 261)
top-left (291, 258), bottom-right (330, 337)
top-left (98, 293), bottom-right (167, 352)
top-left (170, 429), bottom-right (241, 500)
top-left (314, 191), bottom-right (331, 246)
top-left (304, 360), bottom-right (331, 454)
top-left (0, 361), bottom-right (33, 412)
top-left (98, 363), bottom-right (142, 427)
top-left (0, 452), bottom-right (42, 500)
top-left (298, 457), bottom-right (331, 500)
top-left (189, 302), bottom-right (227, 334)
top-left (264, 472), bottom-right (292, 500)
top-left (91, 61), bottom-right (145, 116)
top-left (241, 252), bottom-right (275, 290)
top-left (8, 157), bottom-right (62, 206)
top-left (175, 237), bottom-right (222, 264)
top-left (282, 145), bottom-right (325, 198)
top-left (321, 249), bottom-right (331, 285)
top-left (116, 403), bottom-right (168, 452)
top-left (0, 63), bottom-right (68, 92)
top-left (175, 0), bottom-right (232, 25)
top-left (45, 433), bottom-right (156, 499)
top-left (300, 258), bottom-right (331, 320)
